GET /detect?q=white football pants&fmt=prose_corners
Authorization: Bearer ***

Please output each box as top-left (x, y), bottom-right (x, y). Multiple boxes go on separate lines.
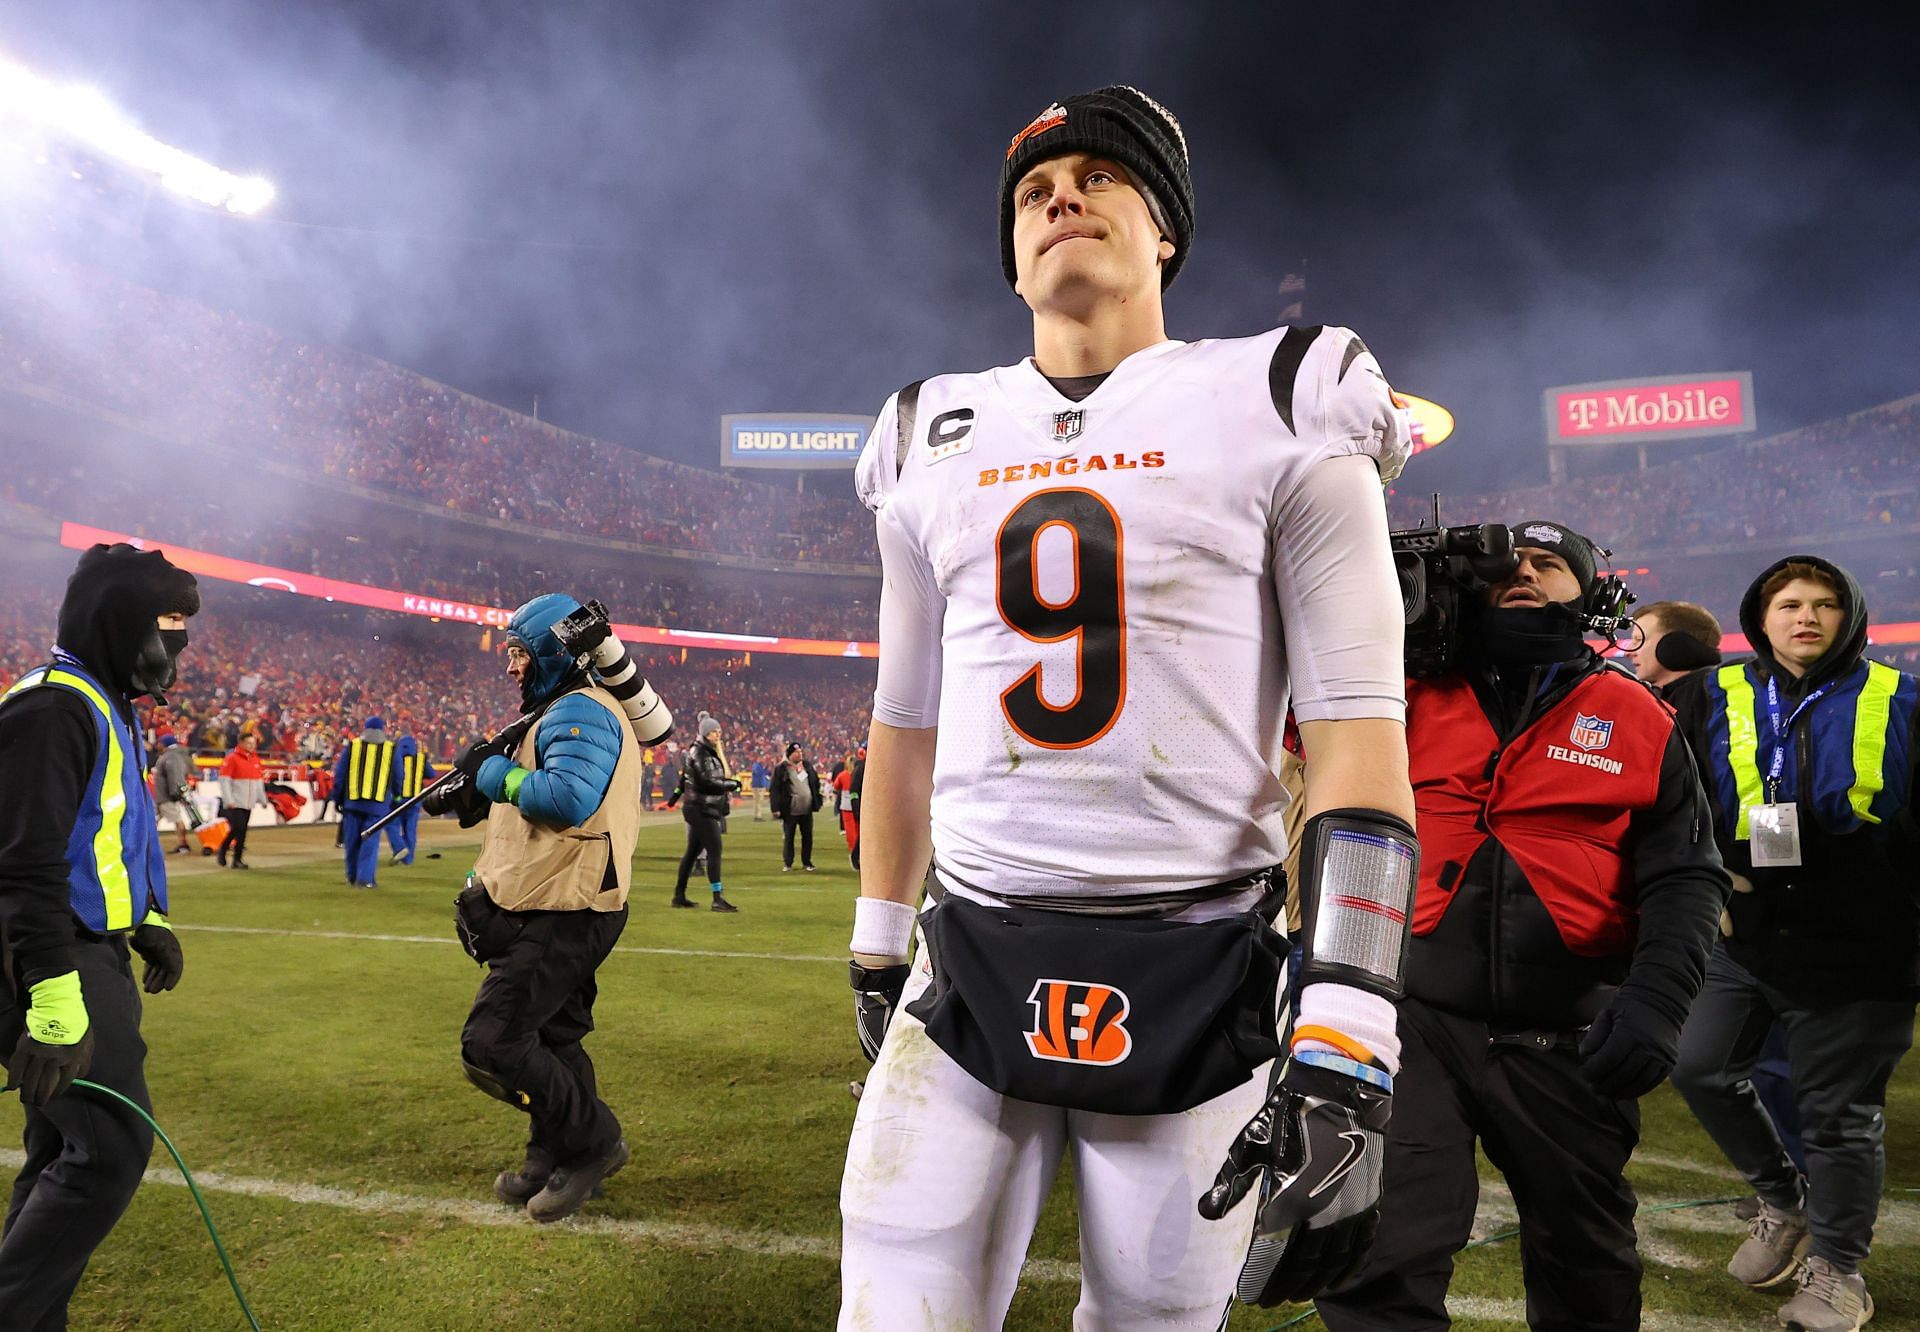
top-left (838, 955), bottom-right (1268, 1331)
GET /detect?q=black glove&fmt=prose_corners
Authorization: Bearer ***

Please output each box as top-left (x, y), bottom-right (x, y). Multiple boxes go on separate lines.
top-left (1199, 1056), bottom-right (1392, 1306)
top-left (4, 1029), bottom-right (95, 1107)
top-left (1578, 999), bottom-right (1679, 1100)
top-left (454, 735), bottom-right (512, 780)
top-left (423, 773), bottom-right (491, 827)
top-left (850, 960), bottom-right (910, 1062)
top-left (130, 920), bottom-right (185, 994)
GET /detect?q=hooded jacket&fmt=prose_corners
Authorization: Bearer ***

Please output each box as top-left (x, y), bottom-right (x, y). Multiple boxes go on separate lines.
top-left (0, 545), bottom-right (198, 986)
top-left (1686, 555), bottom-right (1920, 1001)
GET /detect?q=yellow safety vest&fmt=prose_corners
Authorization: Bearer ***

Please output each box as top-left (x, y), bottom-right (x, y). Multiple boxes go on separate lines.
top-left (348, 738), bottom-right (395, 803)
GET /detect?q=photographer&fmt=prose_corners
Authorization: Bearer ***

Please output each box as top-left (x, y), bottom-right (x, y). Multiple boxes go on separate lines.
top-left (1320, 520), bottom-right (1727, 1332)
top-left (437, 594), bottom-right (655, 1223)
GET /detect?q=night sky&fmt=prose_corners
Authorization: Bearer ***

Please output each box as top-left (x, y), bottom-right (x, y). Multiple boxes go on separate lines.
top-left (5, 2), bottom-right (1917, 501)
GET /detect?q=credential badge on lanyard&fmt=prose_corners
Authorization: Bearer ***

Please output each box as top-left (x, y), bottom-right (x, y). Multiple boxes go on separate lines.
top-left (1746, 674), bottom-right (1827, 867)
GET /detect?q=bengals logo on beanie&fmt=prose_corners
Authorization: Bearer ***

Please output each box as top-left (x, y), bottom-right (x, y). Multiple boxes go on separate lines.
top-left (998, 85), bottom-right (1195, 291)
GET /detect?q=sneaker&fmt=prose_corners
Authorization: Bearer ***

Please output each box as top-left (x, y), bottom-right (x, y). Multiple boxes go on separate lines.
top-left (1731, 1199), bottom-right (1812, 1289)
top-left (669, 896), bottom-right (697, 909)
top-left (233, 860), bottom-right (250, 870)
top-left (782, 864), bottom-right (792, 873)
top-left (390, 852), bottom-right (404, 866)
top-left (527, 1139), bottom-right (627, 1223)
top-left (711, 895), bottom-right (739, 913)
top-left (1778, 1256), bottom-right (1873, 1331)
top-left (804, 864), bottom-right (816, 872)
top-left (171, 845), bottom-right (191, 855)
top-left (217, 853), bottom-right (227, 867)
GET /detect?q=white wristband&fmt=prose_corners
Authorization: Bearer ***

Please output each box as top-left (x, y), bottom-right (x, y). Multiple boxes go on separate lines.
top-left (1295, 982), bottom-right (1402, 1075)
top-left (849, 897), bottom-right (918, 961)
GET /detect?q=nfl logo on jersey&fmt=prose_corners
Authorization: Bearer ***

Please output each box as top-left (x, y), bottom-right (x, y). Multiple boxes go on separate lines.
top-left (1051, 409), bottom-right (1084, 443)
top-left (1569, 713), bottom-right (1614, 751)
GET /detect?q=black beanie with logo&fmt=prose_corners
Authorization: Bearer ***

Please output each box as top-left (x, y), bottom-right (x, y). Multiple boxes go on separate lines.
top-left (1509, 519), bottom-right (1598, 601)
top-left (999, 85), bottom-right (1195, 291)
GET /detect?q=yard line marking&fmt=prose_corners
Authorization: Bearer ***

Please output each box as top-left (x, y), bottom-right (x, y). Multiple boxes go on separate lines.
top-left (1475, 1177), bottom-right (1920, 1245)
top-left (7, 1142), bottom-right (1885, 1319)
top-left (176, 923), bottom-right (841, 964)
top-left (0, 1148), bottom-right (1079, 1282)
top-left (1631, 1150), bottom-right (1740, 1180)
top-left (1445, 1297), bottom-right (1737, 1330)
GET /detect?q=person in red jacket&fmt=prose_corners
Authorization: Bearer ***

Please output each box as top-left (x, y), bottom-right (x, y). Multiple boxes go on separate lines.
top-left (1318, 520), bottom-right (1729, 1332)
top-left (217, 734), bottom-right (266, 869)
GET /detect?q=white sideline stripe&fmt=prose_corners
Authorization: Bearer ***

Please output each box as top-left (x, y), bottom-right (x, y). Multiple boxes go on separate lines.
top-left (6, 1141), bottom-right (1879, 1321)
top-left (177, 923), bottom-right (840, 964)
top-left (1631, 1150), bottom-right (1740, 1180)
top-left (0, 1148), bottom-right (1080, 1283)
top-left (1476, 1178), bottom-right (1920, 1245)
top-left (1446, 1297), bottom-right (1732, 1330)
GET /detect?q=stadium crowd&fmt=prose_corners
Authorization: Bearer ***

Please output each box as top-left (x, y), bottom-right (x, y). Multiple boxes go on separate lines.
top-left (1388, 397), bottom-right (1920, 551)
top-left (0, 252), bottom-right (881, 568)
top-left (2, 579), bottom-right (878, 772)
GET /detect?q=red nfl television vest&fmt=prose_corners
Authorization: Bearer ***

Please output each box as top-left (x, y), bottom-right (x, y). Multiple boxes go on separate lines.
top-left (1408, 669), bottom-right (1671, 957)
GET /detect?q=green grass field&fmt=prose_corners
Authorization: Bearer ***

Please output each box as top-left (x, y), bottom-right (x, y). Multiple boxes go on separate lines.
top-left (5, 815), bottom-right (1914, 1331)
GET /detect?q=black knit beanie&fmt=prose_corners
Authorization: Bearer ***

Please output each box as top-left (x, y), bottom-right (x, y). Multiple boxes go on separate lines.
top-left (1509, 520), bottom-right (1598, 600)
top-left (999, 85), bottom-right (1194, 290)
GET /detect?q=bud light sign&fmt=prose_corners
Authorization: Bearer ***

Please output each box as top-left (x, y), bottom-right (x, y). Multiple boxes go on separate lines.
top-left (1544, 373), bottom-right (1756, 447)
top-left (722, 413), bottom-right (874, 469)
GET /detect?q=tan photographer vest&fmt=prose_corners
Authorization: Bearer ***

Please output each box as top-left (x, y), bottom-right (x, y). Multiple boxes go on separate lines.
top-left (473, 683), bottom-right (641, 912)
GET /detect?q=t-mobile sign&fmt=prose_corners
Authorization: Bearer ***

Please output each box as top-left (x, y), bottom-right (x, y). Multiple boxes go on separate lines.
top-left (1544, 372), bottom-right (1756, 447)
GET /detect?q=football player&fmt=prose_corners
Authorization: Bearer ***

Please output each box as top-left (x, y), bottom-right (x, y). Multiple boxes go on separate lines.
top-left (839, 87), bottom-right (1420, 1329)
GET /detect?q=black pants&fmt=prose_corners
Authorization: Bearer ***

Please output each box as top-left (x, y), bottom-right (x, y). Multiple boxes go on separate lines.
top-left (781, 812), bottom-right (815, 868)
top-left (675, 811), bottom-right (724, 893)
top-left (218, 805), bottom-right (251, 862)
top-left (0, 937), bottom-right (155, 1332)
top-left (1672, 944), bottom-right (1915, 1270)
top-left (461, 907), bottom-right (627, 1170)
top-left (1317, 999), bottom-right (1642, 1332)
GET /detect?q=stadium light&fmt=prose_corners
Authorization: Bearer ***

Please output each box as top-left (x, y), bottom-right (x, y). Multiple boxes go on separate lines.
top-left (0, 53), bottom-right (274, 214)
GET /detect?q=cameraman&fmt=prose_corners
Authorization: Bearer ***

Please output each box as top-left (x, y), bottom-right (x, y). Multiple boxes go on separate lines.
top-left (1319, 520), bottom-right (1727, 1332)
top-left (434, 594), bottom-right (648, 1223)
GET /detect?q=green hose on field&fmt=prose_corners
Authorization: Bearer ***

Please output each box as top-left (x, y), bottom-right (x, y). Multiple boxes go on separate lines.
top-left (72, 1079), bottom-right (262, 1331)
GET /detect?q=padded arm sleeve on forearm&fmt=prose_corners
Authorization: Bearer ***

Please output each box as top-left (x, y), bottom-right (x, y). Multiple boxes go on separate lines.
top-left (1296, 807), bottom-right (1419, 1001)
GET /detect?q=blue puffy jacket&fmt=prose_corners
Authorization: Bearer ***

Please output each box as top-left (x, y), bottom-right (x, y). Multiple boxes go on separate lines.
top-left (475, 592), bottom-right (623, 827)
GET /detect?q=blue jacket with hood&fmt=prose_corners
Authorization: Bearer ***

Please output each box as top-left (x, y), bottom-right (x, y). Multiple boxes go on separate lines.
top-left (475, 594), bottom-right (626, 828)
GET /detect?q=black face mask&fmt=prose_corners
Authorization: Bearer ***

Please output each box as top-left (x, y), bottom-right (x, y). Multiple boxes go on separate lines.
top-left (127, 626), bottom-right (191, 702)
top-left (1477, 602), bottom-right (1589, 667)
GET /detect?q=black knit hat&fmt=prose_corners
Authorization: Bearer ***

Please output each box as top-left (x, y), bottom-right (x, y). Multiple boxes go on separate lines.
top-left (1510, 520), bottom-right (1598, 598)
top-left (999, 85), bottom-right (1194, 291)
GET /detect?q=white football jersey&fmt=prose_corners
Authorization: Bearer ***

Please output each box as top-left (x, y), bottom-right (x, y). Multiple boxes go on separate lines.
top-left (856, 326), bottom-right (1411, 899)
